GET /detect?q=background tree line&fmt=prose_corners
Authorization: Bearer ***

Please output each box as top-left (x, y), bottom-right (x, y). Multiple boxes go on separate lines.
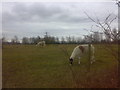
top-left (1, 27), bottom-right (118, 45)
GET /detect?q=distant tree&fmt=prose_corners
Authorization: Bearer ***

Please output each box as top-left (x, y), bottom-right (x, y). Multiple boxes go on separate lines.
top-left (44, 32), bottom-right (48, 38)
top-left (43, 32), bottom-right (60, 44)
top-left (11, 39), bottom-right (15, 44)
top-left (22, 37), bottom-right (29, 44)
top-left (66, 36), bottom-right (72, 44)
top-left (55, 37), bottom-right (60, 44)
top-left (11, 36), bottom-right (20, 44)
top-left (76, 37), bottom-right (82, 44)
top-left (44, 32), bottom-right (50, 44)
top-left (14, 36), bottom-right (19, 43)
top-left (2, 36), bottom-right (9, 45)
top-left (71, 36), bottom-right (76, 44)
top-left (2, 37), bottom-right (7, 43)
top-left (49, 36), bottom-right (56, 44)
top-left (61, 37), bottom-right (65, 44)
top-left (29, 37), bottom-right (34, 44)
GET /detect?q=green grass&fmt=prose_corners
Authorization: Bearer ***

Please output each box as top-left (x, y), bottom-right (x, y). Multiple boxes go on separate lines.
top-left (2, 44), bottom-right (118, 88)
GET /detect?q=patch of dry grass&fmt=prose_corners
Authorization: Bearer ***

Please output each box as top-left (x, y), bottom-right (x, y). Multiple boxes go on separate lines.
top-left (2, 44), bottom-right (118, 88)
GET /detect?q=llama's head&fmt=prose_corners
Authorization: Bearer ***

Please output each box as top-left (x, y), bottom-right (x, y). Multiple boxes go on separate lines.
top-left (69, 58), bottom-right (73, 65)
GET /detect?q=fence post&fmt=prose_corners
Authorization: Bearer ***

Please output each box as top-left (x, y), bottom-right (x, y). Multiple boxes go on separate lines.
top-left (88, 44), bottom-right (91, 72)
top-left (118, 1), bottom-right (120, 88)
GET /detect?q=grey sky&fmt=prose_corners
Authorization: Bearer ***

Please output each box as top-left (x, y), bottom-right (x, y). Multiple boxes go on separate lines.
top-left (1, 1), bottom-right (118, 40)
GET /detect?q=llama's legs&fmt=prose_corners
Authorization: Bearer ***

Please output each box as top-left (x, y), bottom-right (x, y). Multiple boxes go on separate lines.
top-left (78, 57), bottom-right (81, 64)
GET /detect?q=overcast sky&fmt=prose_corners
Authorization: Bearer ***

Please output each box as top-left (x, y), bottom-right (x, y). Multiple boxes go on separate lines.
top-left (1, 1), bottom-right (118, 40)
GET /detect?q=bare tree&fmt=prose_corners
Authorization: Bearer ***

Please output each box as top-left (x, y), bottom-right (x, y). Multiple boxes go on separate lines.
top-left (11, 36), bottom-right (20, 44)
top-left (61, 37), bottom-right (65, 44)
top-left (22, 37), bottom-right (29, 44)
top-left (2, 37), bottom-right (7, 43)
top-left (84, 11), bottom-right (119, 87)
top-left (84, 12), bottom-right (118, 58)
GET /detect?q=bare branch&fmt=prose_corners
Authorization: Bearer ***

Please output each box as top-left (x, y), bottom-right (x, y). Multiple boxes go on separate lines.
top-left (84, 12), bottom-right (97, 24)
top-left (109, 15), bottom-right (117, 25)
top-left (103, 14), bottom-right (114, 25)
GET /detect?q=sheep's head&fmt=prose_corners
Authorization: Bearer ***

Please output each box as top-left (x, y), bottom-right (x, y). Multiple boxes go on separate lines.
top-left (69, 58), bottom-right (73, 65)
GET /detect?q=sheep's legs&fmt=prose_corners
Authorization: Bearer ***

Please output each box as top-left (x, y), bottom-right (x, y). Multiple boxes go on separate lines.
top-left (78, 57), bottom-right (80, 64)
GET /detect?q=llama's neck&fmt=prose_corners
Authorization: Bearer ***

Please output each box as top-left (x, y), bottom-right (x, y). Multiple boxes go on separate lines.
top-left (70, 54), bottom-right (75, 59)
top-left (70, 46), bottom-right (81, 59)
top-left (70, 49), bottom-right (77, 59)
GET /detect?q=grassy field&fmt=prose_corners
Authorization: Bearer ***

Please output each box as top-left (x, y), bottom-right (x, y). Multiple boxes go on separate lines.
top-left (2, 44), bottom-right (118, 88)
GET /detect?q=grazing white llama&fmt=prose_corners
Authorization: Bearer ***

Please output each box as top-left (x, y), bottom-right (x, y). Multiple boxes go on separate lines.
top-left (36, 41), bottom-right (46, 46)
top-left (69, 44), bottom-right (95, 65)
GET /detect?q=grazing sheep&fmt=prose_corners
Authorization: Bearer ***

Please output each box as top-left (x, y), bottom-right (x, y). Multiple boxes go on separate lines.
top-left (69, 44), bottom-right (95, 65)
top-left (36, 41), bottom-right (46, 46)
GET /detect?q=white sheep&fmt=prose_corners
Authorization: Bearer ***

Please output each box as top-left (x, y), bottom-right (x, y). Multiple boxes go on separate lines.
top-left (69, 44), bottom-right (95, 65)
